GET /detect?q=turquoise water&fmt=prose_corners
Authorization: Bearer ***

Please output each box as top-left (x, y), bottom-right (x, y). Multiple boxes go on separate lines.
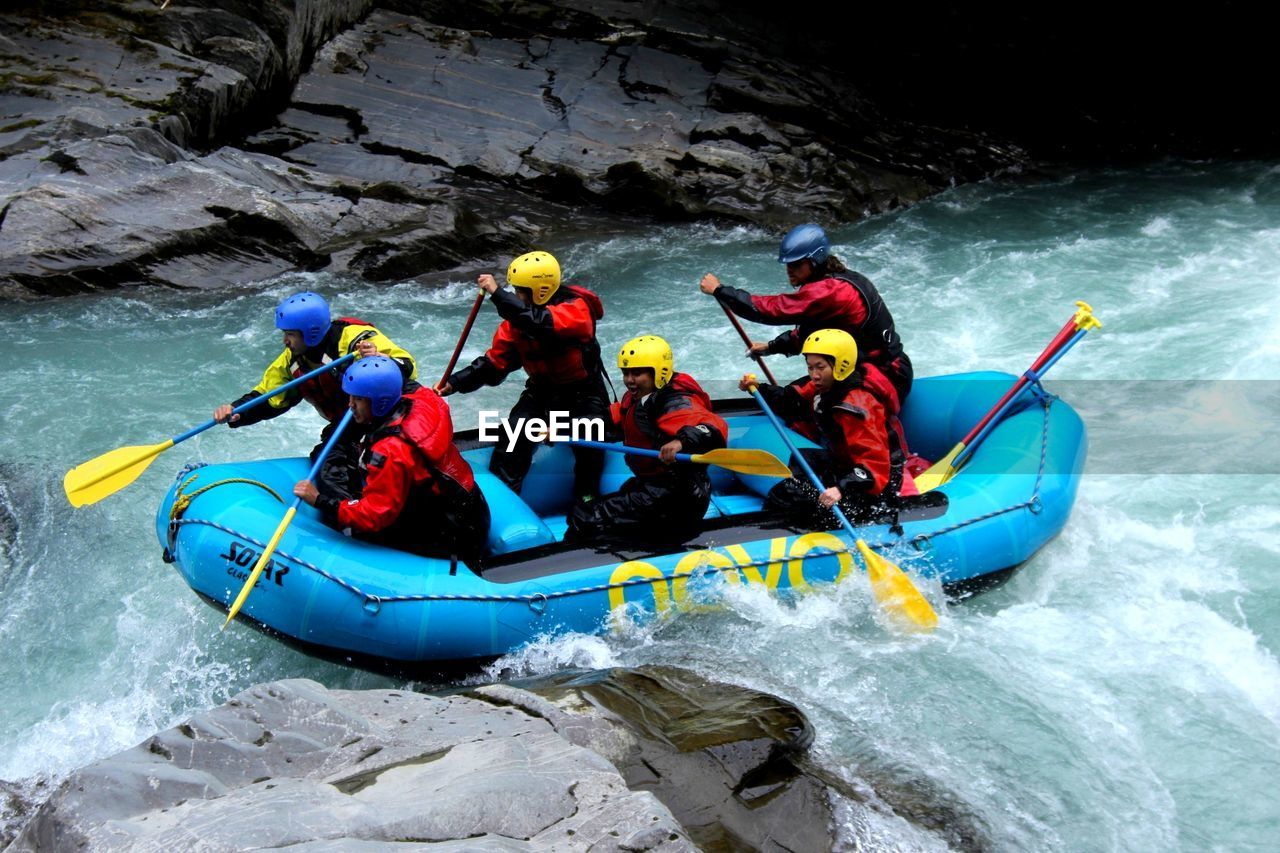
top-left (3, 160), bottom-right (1279, 848)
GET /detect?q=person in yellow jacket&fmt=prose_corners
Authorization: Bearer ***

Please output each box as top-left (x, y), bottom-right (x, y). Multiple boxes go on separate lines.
top-left (213, 292), bottom-right (417, 480)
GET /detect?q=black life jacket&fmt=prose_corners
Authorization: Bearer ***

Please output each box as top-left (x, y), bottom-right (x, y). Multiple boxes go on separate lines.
top-left (830, 272), bottom-right (905, 368)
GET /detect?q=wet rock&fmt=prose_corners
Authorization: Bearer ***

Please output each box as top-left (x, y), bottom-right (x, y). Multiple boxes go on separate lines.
top-left (11, 666), bottom-right (995, 849)
top-left (477, 666), bottom-right (835, 851)
top-left (1, 1), bottom-right (1025, 298)
top-left (0, 778), bottom-right (36, 850)
top-left (10, 678), bottom-right (692, 851)
top-left (259, 5), bottom-right (1020, 227)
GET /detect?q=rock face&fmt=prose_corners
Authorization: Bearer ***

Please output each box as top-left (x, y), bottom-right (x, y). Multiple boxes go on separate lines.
top-left (0, 0), bottom-right (1025, 298)
top-left (10, 667), bottom-right (852, 851)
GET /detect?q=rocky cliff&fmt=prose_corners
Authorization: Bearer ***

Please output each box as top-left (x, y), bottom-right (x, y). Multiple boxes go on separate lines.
top-left (0, 0), bottom-right (1024, 298)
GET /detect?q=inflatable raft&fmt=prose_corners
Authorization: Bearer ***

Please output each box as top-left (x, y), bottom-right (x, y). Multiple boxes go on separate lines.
top-left (156, 371), bottom-right (1086, 672)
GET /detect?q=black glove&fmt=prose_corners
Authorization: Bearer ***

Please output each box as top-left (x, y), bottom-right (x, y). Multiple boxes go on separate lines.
top-left (837, 465), bottom-right (876, 496)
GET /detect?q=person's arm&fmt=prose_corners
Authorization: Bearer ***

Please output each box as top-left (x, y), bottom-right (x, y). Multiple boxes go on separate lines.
top-left (491, 289), bottom-right (594, 345)
top-left (447, 324), bottom-right (522, 393)
top-left (756, 378), bottom-right (810, 423)
top-left (656, 396), bottom-right (729, 457)
top-left (713, 284), bottom-right (785, 326)
top-left (326, 441), bottom-right (417, 534)
top-left (753, 279), bottom-right (867, 326)
top-left (343, 325), bottom-right (418, 382)
top-left (764, 329), bottom-right (801, 356)
top-left (223, 349), bottom-right (300, 428)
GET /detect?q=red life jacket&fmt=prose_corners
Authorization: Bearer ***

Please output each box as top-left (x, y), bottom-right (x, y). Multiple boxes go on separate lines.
top-left (794, 367), bottom-right (909, 496)
top-left (338, 387), bottom-right (478, 535)
top-left (500, 286), bottom-right (605, 385)
top-left (290, 316), bottom-right (374, 421)
top-left (618, 373), bottom-right (727, 477)
top-left (759, 273), bottom-right (911, 408)
top-left (370, 386), bottom-right (477, 496)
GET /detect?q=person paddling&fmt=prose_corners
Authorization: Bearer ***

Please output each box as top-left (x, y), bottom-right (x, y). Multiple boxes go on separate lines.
top-left (439, 251), bottom-right (609, 505)
top-left (742, 329), bottom-right (915, 527)
top-left (566, 336), bottom-right (728, 545)
top-left (214, 291), bottom-right (417, 496)
top-left (701, 223), bottom-right (913, 411)
top-left (293, 357), bottom-right (490, 565)
top-left (214, 291), bottom-right (416, 444)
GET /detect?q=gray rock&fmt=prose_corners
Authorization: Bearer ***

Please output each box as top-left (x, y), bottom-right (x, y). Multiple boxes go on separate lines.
top-left (1, 1), bottom-right (1025, 298)
top-left (11, 666), bottom-right (996, 850)
top-left (0, 778), bottom-right (36, 850)
top-left (477, 667), bottom-right (835, 852)
top-left (11, 678), bottom-right (692, 851)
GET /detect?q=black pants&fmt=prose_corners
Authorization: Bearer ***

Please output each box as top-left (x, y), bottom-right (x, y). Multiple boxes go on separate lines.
top-left (375, 485), bottom-right (492, 567)
top-left (565, 469), bottom-right (711, 546)
top-left (314, 433), bottom-right (491, 566)
top-left (491, 377), bottom-right (610, 501)
top-left (764, 448), bottom-right (894, 529)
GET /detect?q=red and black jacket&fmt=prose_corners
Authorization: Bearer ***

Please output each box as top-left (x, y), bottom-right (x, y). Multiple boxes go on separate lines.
top-left (611, 373), bottom-right (729, 477)
top-left (315, 386), bottom-right (478, 535)
top-left (449, 285), bottom-right (606, 392)
top-left (757, 367), bottom-right (903, 497)
top-left (715, 272), bottom-right (912, 408)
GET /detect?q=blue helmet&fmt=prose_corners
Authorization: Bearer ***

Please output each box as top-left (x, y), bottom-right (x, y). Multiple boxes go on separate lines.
top-left (275, 291), bottom-right (330, 348)
top-left (778, 223), bottom-right (830, 265)
top-left (342, 355), bottom-right (404, 417)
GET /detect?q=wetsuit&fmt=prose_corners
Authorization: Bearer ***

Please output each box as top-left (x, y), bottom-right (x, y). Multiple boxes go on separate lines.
top-left (715, 271), bottom-right (912, 409)
top-left (448, 285), bottom-right (609, 501)
top-left (228, 318), bottom-right (417, 495)
top-left (758, 366), bottom-right (910, 527)
top-left (312, 385), bottom-right (490, 565)
top-left (566, 373), bottom-right (728, 545)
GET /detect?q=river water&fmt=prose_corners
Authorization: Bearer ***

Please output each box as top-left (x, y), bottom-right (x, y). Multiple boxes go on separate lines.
top-left (2, 160), bottom-right (1278, 849)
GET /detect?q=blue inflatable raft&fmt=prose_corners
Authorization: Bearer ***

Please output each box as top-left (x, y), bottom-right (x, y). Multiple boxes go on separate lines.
top-left (156, 372), bottom-right (1086, 672)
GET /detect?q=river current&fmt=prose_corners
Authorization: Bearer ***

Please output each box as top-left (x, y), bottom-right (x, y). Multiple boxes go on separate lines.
top-left (2, 160), bottom-right (1278, 849)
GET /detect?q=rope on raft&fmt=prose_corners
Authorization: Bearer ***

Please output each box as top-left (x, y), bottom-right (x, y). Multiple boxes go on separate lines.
top-left (166, 397), bottom-right (1055, 613)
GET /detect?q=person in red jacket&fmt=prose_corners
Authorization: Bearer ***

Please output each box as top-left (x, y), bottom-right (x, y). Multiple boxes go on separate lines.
top-left (440, 251), bottom-right (609, 503)
top-left (701, 223), bottom-right (912, 411)
top-left (294, 356), bottom-right (490, 566)
top-left (566, 335), bottom-right (729, 545)
top-left (743, 329), bottom-right (914, 528)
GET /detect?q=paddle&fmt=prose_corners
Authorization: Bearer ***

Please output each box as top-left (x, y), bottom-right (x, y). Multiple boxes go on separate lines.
top-left (748, 384), bottom-right (938, 633)
top-left (439, 291), bottom-right (485, 387)
top-left (718, 301), bottom-right (778, 385)
top-left (222, 408), bottom-right (356, 629)
top-left (64, 354), bottom-right (357, 507)
top-left (914, 300), bottom-right (1100, 492)
top-left (566, 439), bottom-right (791, 478)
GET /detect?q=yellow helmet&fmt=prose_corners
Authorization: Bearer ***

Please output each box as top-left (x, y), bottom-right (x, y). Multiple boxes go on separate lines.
top-left (802, 329), bottom-right (858, 381)
top-left (506, 251), bottom-right (561, 305)
top-left (617, 335), bottom-right (674, 389)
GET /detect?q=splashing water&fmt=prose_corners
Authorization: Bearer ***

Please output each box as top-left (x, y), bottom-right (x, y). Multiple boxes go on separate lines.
top-left (2, 161), bottom-right (1279, 848)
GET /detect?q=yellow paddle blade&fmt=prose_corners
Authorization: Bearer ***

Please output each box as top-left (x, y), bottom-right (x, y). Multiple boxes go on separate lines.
top-left (855, 539), bottom-right (938, 633)
top-left (690, 448), bottom-right (791, 478)
top-left (913, 442), bottom-right (965, 494)
top-left (63, 440), bottom-right (175, 507)
top-left (223, 506), bottom-right (296, 628)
